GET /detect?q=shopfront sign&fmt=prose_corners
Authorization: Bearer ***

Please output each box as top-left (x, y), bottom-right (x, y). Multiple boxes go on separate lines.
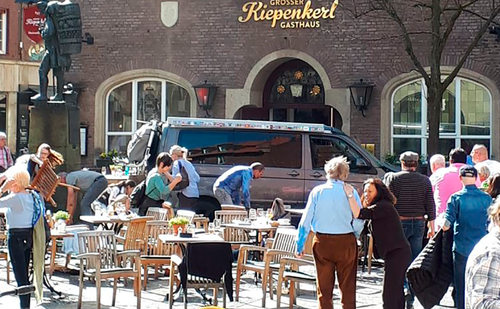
top-left (238, 0), bottom-right (339, 29)
top-left (23, 6), bottom-right (45, 43)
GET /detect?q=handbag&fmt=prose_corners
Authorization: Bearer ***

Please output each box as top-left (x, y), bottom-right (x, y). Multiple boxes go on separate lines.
top-left (173, 161), bottom-right (190, 191)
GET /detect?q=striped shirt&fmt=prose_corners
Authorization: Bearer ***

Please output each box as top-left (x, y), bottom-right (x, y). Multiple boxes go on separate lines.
top-left (383, 170), bottom-right (436, 220)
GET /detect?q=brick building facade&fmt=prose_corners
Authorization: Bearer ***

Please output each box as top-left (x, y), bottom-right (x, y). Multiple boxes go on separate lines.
top-left (64, 0), bottom-right (500, 166)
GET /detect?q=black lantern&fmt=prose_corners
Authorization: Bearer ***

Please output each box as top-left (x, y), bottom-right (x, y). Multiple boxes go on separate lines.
top-left (193, 81), bottom-right (217, 116)
top-left (348, 79), bottom-right (374, 117)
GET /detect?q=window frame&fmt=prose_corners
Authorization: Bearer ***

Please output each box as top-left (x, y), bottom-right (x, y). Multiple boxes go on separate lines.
top-left (0, 9), bottom-right (7, 55)
top-left (105, 78), bottom-right (189, 151)
top-left (391, 77), bottom-right (492, 157)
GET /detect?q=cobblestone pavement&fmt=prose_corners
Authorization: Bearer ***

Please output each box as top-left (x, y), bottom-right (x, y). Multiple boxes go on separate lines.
top-left (0, 261), bottom-right (455, 308)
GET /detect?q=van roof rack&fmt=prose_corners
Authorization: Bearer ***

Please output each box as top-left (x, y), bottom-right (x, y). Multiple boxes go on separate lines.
top-left (166, 117), bottom-right (332, 133)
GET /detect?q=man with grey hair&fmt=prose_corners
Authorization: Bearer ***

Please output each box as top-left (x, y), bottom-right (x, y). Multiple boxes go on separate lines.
top-left (471, 144), bottom-right (500, 176)
top-left (384, 151), bottom-right (436, 308)
top-left (429, 154), bottom-right (446, 174)
top-left (0, 132), bottom-right (13, 173)
top-left (297, 156), bottom-right (363, 309)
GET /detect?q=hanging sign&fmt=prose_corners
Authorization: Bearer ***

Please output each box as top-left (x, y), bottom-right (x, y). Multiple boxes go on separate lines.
top-left (238, 0), bottom-right (339, 29)
top-left (23, 5), bottom-right (45, 43)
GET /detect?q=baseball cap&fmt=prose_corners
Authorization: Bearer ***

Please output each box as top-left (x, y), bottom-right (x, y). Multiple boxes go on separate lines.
top-left (399, 151), bottom-right (419, 162)
top-left (459, 165), bottom-right (478, 178)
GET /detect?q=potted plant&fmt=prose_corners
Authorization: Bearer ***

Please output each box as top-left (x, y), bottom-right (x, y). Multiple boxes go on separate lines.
top-left (169, 217), bottom-right (190, 236)
top-left (96, 149), bottom-right (119, 174)
top-left (54, 211), bottom-right (70, 232)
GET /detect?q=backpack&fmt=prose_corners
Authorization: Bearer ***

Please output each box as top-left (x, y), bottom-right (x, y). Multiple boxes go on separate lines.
top-left (127, 120), bottom-right (162, 166)
top-left (129, 180), bottom-right (148, 208)
top-left (173, 161), bottom-right (190, 191)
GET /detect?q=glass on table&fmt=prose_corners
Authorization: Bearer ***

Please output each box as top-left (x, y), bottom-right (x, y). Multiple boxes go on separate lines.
top-left (249, 209), bottom-right (257, 220)
top-left (257, 208), bottom-right (264, 218)
top-left (208, 222), bottom-right (215, 234)
top-left (101, 166), bottom-right (107, 175)
top-left (214, 218), bottom-right (221, 229)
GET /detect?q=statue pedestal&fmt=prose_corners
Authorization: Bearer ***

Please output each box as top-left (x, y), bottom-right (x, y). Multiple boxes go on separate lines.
top-left (29, 103), bottom-right (81, 172)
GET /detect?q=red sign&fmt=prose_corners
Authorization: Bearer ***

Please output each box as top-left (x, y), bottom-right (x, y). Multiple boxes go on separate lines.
top-left (23, 6), bottom-right (45, 44)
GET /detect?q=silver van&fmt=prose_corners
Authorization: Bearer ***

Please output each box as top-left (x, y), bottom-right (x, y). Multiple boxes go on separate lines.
top-left (158, 117), bottom-right (394, 211)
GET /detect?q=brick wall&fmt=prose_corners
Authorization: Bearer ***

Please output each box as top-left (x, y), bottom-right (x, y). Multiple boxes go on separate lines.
top-left (66, 0), bottom-right (500, 164)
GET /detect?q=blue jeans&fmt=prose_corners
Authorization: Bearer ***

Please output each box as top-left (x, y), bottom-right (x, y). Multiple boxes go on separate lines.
top-left (401, 219), bottom-right (425, 302)
top-left (453, 251), bottom-right (467, 309)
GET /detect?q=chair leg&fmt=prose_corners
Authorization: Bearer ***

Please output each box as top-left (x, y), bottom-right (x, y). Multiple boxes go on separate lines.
top-left (276, 275), bottom-right (284, 309)
top-left (136, 274), bottom-right (142, 309)
top-left (289, 281), bottom-right (295, 309)
top-left (77, 271), bottom-right (84, 309)
top-left (112, 278), bottom-right (118, 306)
top-left (235, 266), bottom-right (242, 302)
top-left (213, 287), bottom-right (218, 306)
top-left (262, 270), bottom-right (268, 308)
top-left (169, 263), bottom-right (175, 309)
top-left (154, 264), bottom-right (159, 279)
top-left (269, 269), bottom-right (274, 300)
top-left (183, 286), bottom-right (188, 309)
top-left (223, 285), bottom-right (227, 309)
top-left (96, 274), bottom-right (102, 309)
top-left (6, 257), bottom-right (10, 284)
top-left (368, 234), bottom-right (374, 274)
top-left (143, 263), bottom-right (148, 291)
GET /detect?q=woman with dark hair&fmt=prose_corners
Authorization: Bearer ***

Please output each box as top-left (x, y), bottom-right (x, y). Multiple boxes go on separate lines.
top-left (141, 152), bottom-right (182, 216)
top-left (486, 174), bottom-right (500, 200)
top-left (344, 178), bottom-right (411, 309)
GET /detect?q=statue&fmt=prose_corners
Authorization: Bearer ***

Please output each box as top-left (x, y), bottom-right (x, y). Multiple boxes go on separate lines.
top-left (31, 0), bottom-right (82, 103)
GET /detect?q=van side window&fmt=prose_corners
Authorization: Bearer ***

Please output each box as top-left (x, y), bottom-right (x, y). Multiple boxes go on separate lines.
top-left (310, 136), bottom-right (370, 170)
top-left (233, 131), bottom-right (302, 168)
top-left (178, 130), bottom-right (233, 165)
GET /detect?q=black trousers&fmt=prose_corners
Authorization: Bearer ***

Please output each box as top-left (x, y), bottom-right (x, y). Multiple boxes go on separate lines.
top-left (8, 228), bottom-right (33, 309)
top-left (177, 192), bottom-right (199, 211)
top-left (383, 245), bottom-right (412, 309)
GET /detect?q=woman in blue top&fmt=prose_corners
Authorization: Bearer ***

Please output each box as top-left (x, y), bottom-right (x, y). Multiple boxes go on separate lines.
top-left (142, 152), bottom-right (182, 216)
top-left (170, 145), bottom-right (200, 211)
top-left (0, 168), bottom-right (37, 309)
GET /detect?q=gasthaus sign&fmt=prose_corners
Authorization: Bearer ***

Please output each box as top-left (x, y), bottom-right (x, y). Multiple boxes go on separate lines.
top-left (238, 0), bottom-right (339, 29)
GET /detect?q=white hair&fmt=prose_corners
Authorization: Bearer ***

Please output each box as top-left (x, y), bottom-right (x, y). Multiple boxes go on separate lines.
top-left (169, 145), bottom-right (187, 160)
top-left (324, 156), bottom-right (350, 181)
top-left (0, 132), bottom-right (6, 139)
top-left (430, 154), bottom-right (445, 168)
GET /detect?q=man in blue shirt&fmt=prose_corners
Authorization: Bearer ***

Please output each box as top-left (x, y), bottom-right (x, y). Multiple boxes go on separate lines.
top-left (213, 162), bottom-right (265, 208)
top-left (443, 165), bottom-right (492, 309)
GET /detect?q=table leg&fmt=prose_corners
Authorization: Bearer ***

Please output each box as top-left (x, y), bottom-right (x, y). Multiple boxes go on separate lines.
top-left (49, 238), bottom-right (57, 278)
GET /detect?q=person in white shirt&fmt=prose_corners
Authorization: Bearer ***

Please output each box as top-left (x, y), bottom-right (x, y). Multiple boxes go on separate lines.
top-left (471, 144), bottom-right (500, 176)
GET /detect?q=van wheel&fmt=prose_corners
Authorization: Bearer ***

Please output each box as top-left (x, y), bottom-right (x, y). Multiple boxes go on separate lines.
top-left (193, 197), bottom-right (221, 221)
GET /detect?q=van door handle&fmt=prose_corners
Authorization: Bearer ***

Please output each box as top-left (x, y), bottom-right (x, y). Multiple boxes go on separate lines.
top-left (310, 172), bottom-right (323, 178)
top-left (287, 170), bottom-right (300, 177)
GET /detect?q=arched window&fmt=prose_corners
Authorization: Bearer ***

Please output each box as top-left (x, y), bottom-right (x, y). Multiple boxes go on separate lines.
top-left (392, 78), bottom-right (491, 156)
top-left (106, 78), bottom-right (190, 152)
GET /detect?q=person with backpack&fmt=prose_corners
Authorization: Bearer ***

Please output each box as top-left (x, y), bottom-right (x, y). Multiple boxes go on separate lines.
top-left (138, 152), bottom-right (182, 216)
top-left (170, 145), bottom-right (200, 211)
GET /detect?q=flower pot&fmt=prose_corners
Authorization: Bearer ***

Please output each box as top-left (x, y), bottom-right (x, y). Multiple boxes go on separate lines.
top-left (56, 219), bottom-right (67, 233)
top-left (172, 224), bottom-right (186, 236)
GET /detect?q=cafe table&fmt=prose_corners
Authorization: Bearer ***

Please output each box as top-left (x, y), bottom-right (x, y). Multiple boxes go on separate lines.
top-left (222, 222), bottom-right (281, 246)
top-left (48, 230), bottom-right (74, 278)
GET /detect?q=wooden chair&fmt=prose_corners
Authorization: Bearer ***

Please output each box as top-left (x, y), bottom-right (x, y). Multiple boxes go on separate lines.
top-left (214, 210), bottom-right (250, 246)
top-left (76, 230), bottom-right (141, 309)
top-left (146, 207), bottom-right (170, 221)
top-left (140, 220), bottom-right (176, 290)
top-left (221, 204), bottom-right (246, 211)
top-left (175, 210), bottom-right (196, 224)
top-left (276, 232), bottom-right (316, 309)
top-left (235, 228), bottom-right (298, 307)
top-left (0, 216), bottom-right (9, 284)
top-left (168, 242), bottom-right (232, 309)
top-left (29, 161), bottom-right (60, 206)
top-left (116, 216), bottom-right (154, 253)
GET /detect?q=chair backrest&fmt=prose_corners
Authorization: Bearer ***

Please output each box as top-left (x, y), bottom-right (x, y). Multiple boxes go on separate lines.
top-left (77, 230), bottom-right (118, 270)
top-left (270, 228), bottom-right (298, 262)
top-left (145, 220), bottom-right (176, 256)
top-left (221, 204), bottom-right (246, 211)
top-left (214, 210), bottom-right (249, 243)
top-left (146, 207), bottom-right (170, 221)
top-left (29, 162), bottom-right (59, 206)
top-left (124, 216), bottom-right (154, 252)
top-left (176, 210), bottom-right (196, 223)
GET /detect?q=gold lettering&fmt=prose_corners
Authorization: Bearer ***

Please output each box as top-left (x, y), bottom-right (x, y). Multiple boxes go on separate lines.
top-left (299, 0), bottom-right (305, 5)
top-left (321, 7), bottom-right (329, 19)
top-left (312, 8), bottom-right (322, 19)
top-left (271, 10), bottom-right (284, 27)
top-left (258, 4), bottom-right (269, 20)
top-left (329, 0), bottom-right (339, 19)
top-left (300, 1), bottom-right (313, 19)
top-left (283, 9), bottom-right (293, 19)
top-left (238, 2), bottom-right (263, 23)
top-left (265, 8), bottom-right (275, 20)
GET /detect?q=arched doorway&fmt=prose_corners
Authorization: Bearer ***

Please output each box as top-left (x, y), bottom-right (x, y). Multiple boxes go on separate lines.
top-left (240, 59), bottom-right (341, 128)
